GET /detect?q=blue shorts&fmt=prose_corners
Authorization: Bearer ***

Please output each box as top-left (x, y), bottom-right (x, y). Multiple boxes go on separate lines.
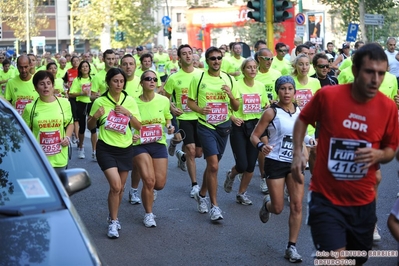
top-left (96, 140), bottom-right (134, 172)
top-left (133, 142), bottom-right (168, 159)
top-left (307, 192), bottom-right (376, 265)
top-left (197, 123), bottom-right (228, 161)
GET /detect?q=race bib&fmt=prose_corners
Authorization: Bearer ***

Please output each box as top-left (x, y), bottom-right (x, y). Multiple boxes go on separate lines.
top-left (242, 93), bottom-right (261, 114)
top-left (158, 64), bottom-right (165, 73)
top-left (40, 130), bottom-right (61, 155)
top-left (278, 135), bottom-right (293, 162)
top-left (82, 83), bottom-right (92, 96)
top-left (140, 124), bottom-right (163, 144)
top-left (206, 102), bottom-right (228, 124)
top-left (104, 110), bottom-right (130, 134)
top-left (15, 99), bottom-right (32, 115)
top-left (180, 94), bottom-right (192, 112)
top-left (1, 84), bottom-right (6, 95)
top-left (328, 138), bottom-right (371, 180)
top-left (295, 89), bottom-right (313, 109)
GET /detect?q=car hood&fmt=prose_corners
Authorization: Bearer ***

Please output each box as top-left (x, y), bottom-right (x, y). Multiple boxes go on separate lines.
top-left (0, 209), bottom-right (100, 265)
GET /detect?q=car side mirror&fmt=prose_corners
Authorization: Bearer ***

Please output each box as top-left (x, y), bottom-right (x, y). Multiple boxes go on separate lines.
top-left (58, 168), bottom-right (91, 196)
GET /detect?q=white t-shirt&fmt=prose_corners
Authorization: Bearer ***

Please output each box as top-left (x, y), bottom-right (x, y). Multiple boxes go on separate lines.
top-left (385, 50), bottom-right (399, 77)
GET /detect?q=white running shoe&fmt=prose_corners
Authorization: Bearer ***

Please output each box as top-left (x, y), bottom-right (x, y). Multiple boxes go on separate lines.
top-left (107, 220), bottom-right (119, 238)
top-left (190, 185), bottom-right (200, 198)
top-left (78, 148), bottom-right (85, 159)
top-left (107, 216), bottom-right (121, 230)
top-left (236, 192), bottom-right (252, 205)
top-left (373, 225), bottom-right (381, 242)
top-left (284, 245), bottom-right (303, 263)
top-left (193, 191), bottom-right (208, 213)
top-left (92, 151), bottom-right (97, 162)
top-left (223, 170), bottom-right (234, 193)
top-left (143, 213), bottom-right (157, 228)
top-left (128, 189), bottom-right (141, 204)
top-left (210, 206), bottom-right (224, 221)
top-left (260, 178), bottom-right (269, 194)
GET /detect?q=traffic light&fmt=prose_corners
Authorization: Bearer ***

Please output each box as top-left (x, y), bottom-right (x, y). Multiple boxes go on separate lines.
top-left (273, 0), bottom-right (293, 23)
top-left (196, 30), bottom-right (203, 41)
top-left (167, 27), bottom-right (172, 40)
top-left (247, 0), bottom-right (265, 23)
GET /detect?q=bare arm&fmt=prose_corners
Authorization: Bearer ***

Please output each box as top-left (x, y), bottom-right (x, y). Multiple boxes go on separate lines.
top-left (250, 108), bottom-right (275, 156)
top-left (291, 118), bottom-right (309, 184)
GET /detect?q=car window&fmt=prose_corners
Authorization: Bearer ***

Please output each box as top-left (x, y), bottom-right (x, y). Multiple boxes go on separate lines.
top-left (0, 104), bottom-right (62, 213)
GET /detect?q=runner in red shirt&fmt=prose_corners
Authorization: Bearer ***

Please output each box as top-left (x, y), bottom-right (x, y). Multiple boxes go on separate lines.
top-left (291, 43), bottom-right (399, 265)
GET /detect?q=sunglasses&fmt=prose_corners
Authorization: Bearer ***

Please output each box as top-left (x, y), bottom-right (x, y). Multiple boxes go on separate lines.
top-left (259, 56), bottom-right (273, 61)
top-left (317, 65), bottom-right (330, 69)
top-left (143, 76), bottom-right (158, 82)
top-left (328, 59), bottom-right (334, 63)
top-left (208, 56), bottom-right (223, 61)
top-left (278, 49), bottom-right (288, 53)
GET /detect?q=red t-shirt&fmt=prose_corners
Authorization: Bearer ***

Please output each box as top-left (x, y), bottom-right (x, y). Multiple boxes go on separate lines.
top-left (299, 84), bottom-right (399, 206)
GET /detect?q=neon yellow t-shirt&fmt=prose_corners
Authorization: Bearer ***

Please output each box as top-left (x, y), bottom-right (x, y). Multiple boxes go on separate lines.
top-left (308, 64), bottom-right (316, 77)
top-left (164, 68), bottom-right (203, 121)
top-left (153, 53), bottom-right (170, 77)
top-left (95, 62), bottom-right (105, 72)
top-left (220, 58), bottom-right (231, 73)
top-left (90, 63), bottom-right (98, 76)
top-left (54, 78), bottom-right (65, 97)
top-left (337, 67), bottom-right (354, 84)
top-left (5, 75), bottom-right (38, 115)
top-left (339, 57), bottom-right (352, 71)
top-left (91, 91), bottom-right (141, 148)
top-left (271, 57), bottom-right (291, 75)
top-left (91, 69), bottom-right (107, 95)
top-left (69, 77), bottom-right (93, 103)
top-left (125, 78), bottom-right (142, 98)
top-left (133, 93), bottom-right (172, 146)
top-left (133, 55), bottom-right (141, 68)
top-left (293, 76), bottom-right (321, 136)
top-left (56, 67), bottom-right (67, 80)
top-left (188, 71), bottom-right (240, 129)
top-left (234, 79), bottom-right (269, 120)
top-left (227, 56), bottom-right (245, 80)
top-left (165, 61), bottom-right (180, 76)
top-left (255, 68), bottom-right (282, 101)
top-left (22, 97), bottom-right (73, 167)
top-left (380, 71), bottom-right (398, 100)
top-left (0, 69), bottom-right (15, 96)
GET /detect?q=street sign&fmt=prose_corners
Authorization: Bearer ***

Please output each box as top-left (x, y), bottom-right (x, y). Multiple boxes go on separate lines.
top-left (296, 25), bottom-right (305, 37)
top-left (364, 14), bottom-right (384, 26)
top-left (295, 13), bottom-right (305, 26)
top-left (346, 23), bottom-right (359, 42)
top-left (162, 16), bottom-right (171, 26)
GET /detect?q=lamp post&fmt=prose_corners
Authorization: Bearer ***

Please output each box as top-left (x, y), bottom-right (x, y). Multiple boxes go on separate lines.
top-left (25, 0), bottom-right (30, 53)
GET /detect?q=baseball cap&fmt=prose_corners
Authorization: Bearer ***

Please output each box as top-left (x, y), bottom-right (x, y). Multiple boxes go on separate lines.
top-left (342, 43), bottom-right (350, 49)
top-left (326, 53), bottom-right (334, 60)
top-left (136, 45), bottom-right (144, 51)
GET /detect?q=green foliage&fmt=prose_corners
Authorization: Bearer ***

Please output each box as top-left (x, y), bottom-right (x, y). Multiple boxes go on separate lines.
top-left (318, 0), bottom-right (399, 42)
top-left (73, 0), bottom-right (162, 47)
top-left (0, 0), bottom-right (49, 40)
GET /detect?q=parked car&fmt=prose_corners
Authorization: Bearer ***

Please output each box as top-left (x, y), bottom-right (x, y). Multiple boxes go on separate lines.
top-left (0, 98), bottom-right (102, 265)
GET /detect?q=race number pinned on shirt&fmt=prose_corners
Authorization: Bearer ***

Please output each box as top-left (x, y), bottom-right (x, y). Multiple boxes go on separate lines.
top-left (1, 84), bottom-right (6, 95)
top-left (206, 102), bottom-right (228, 124)
top-left (328, 138), bottom-right (371, 180)
top-left (140, 124), bottom-right (163, 144)
top-left (180, 94), bottom-right (192, 112)
top-left (104, 110), bottom-right (130, 134)
top-left (15, 99), bottom-right (33, 115)
top-left (158, 64), bottom-right (165, 73)
top-left (295, 89), bottom-right (313, 109)
top-left (40, 130), bottom-right (61, 155)
top-left (279, 135), bottom-right (293, 162)
top-left (82, 83), bottom-right (92, 96)
top-left (242, 93), bottom-right (261, 114)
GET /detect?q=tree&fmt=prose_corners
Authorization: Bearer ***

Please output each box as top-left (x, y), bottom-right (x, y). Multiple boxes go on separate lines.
top-left (73, 0), bottom-right (162, 48)
top-left (318, 0), bottom-right (399, 43)
top-left (0, 0), bottom-right (49, 40)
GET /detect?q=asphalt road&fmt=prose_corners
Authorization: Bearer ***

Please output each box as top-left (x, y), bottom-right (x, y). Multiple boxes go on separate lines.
top-left (69, 135), bottom-right (399, 266)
